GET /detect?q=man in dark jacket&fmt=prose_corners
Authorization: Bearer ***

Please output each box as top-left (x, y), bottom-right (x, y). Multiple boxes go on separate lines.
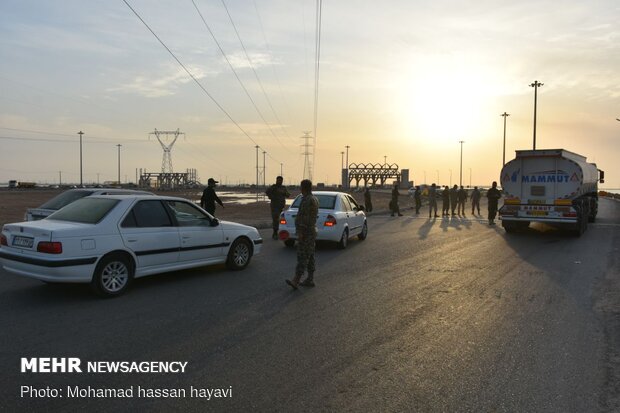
top-left (390, 182), bottom-right (403, 217)
top-left (487, 181), bottom-right (502, 225)
top-left (200, 178), bottom-right (224, 216)
top-left (266, 176), bottom-right (290, 239)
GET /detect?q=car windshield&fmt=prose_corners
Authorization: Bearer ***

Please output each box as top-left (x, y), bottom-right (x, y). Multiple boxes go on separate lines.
top-left (291, 194), bottom-right (337, 210)
top-left (39, 189), bottom-right (94, 210)
top-left (47, 198), bottom-right (119, 224)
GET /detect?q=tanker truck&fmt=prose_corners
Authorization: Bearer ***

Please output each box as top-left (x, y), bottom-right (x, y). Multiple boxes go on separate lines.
top-left (498, 149), bottom-right (604, 236)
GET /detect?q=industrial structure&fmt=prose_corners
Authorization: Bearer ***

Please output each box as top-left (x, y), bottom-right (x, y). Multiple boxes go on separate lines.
top-left (138, 129), bottom-right (201, 189)
top-left (345, 163), bottom-right (410, 188)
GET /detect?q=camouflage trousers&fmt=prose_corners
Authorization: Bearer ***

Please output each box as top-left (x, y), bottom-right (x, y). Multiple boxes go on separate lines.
top-left (295, 232), bottom-right (316, 279)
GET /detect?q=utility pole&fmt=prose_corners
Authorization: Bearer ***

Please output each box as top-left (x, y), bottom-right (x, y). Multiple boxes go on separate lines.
top-left (530, 80), bottom-right (543, 149)
top-left (116, 144), bottom-right (122, 185)
top-left (384, 155), bottom-right (387, 165)
top-left (77, 131), bottom-right (84, 187)
top-left (458, 141), bottom-right (465, 186)
top-left (340, 151), bottom-right (344, 170)
top-left (262, 150), bottom-right (266, 188)
top-left (59, 171), bottom-right (62, 186)
top-left (255, 145), bottom-right (259, 200)
top-left (501, 112), bottom-right (510, 166)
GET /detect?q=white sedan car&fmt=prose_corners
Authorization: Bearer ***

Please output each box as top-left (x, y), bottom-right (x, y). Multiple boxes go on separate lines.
top-left (0, 195), bottom-right (262, 297)
top-left (278, 191), bottom-right (367, 249)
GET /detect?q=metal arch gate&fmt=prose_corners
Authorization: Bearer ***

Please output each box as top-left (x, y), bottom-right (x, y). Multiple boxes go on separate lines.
top-left (348, 163), bottom-right (400, 188)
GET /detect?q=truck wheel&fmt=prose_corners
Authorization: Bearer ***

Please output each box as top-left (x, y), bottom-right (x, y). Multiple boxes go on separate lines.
top-left (502, 222), bottom-right (517, 233)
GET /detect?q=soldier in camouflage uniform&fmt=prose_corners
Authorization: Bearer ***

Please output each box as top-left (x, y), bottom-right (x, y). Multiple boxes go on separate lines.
top-left (266, 176), bottom-right (290, 240)
top-left (286, 179), bottom-right (319, 289)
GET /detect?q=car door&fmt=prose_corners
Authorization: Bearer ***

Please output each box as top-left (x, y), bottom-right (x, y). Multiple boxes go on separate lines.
top-left (345, 195), bottom-right (365, 235)
top-left (119, 200), bottom-right (180, 269)
top-left (339, 195), bottom-right (354, 234)
top-left (164, 200), bottom-right (225, 263)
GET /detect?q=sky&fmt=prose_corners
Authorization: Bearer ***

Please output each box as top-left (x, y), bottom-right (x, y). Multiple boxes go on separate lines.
top-left (1, 0), bottom-right (619, 188)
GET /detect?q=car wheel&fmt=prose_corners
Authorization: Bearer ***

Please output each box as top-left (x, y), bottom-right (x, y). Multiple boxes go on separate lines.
top-left (338, 228), bottom-right (349, 249)
top-left (284, 239), bottom-right (295, 248)
top-left (227, 238), bottom-right (253, 270)
top-left (358, 221), bottom-right (368, 241)
top-left (90, 253), bottom-right (133, 297)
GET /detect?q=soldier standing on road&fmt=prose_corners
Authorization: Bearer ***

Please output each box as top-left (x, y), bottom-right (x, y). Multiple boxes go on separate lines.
top-left (200, 178), bottom-right (224, 216)
top-left (487, 181), bottom-right (502, 225)
top-left (286, 179), bottom-right (319, 289)
top-left (364, 187), bottom-right (373, 213)
top-left (471, 186), bottom-right (481, 215)
top-left (457, 185), bottom-right (468, 215)
top-left (428, 183), bottom-right (439, 218)
top-left (390, 182), bottom-right (403, 217)
top-left (442, 186), bottom-right (450, 216)
top-left (266, 176), bottom-right (290, 240)
top-left (450, 184), bottom-right (458, 216)
top-left (414, 186), bottom-right (422, 214)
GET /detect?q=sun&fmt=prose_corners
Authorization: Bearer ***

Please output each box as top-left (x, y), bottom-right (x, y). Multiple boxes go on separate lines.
top-left (395, 58), bottom-right (495, 145)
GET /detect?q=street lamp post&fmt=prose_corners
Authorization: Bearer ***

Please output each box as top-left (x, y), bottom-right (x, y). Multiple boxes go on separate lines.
top-left (77, 131), bottom-right (84, 187)
top-left (501, 112), bottom-right (510, 166)
top-left (530, 80), bottom-right (544, 150)
top-left (459, 140), bottom-right (465, 186)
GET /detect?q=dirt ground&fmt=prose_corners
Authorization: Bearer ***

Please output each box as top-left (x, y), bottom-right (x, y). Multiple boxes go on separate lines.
top-left (0, 187), bottom-right (400, 228)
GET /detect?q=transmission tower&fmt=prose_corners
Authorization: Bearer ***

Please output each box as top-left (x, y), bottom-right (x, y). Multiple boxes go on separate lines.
top-left (149, 128), bottom-right (184, 173)
top-left (301, 131), bottom-right (314, 181)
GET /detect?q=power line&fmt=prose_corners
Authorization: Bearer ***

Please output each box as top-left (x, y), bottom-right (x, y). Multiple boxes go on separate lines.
top-left (122, 0), bottom-right (281, 164)
top-left (252, 0), bottom-right (295, 132)
top-left (190, 0), bottom-right (293, 155)
top-left (220, 0), bottom-right (295, 147)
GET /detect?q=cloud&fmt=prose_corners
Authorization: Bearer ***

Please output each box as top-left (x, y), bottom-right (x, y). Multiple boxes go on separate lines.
top-left (107, 65), bottom-right (211, 98)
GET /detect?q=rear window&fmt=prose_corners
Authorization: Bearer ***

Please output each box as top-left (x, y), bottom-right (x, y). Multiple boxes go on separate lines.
top-left (39, 189), bottom-right (94, 210)
top-left (47, 198), bottom-right (119, 224)
top-left (291, 194), bottom-right (337, 209)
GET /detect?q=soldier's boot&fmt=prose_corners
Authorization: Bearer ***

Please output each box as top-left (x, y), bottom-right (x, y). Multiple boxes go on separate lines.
top-left (300, 273), bottom-right (315, 287)
top-left (286, 274), bottom-right (302, 290)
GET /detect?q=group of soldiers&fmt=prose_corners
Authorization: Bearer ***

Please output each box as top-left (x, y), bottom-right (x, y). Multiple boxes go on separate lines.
top-left (384, 182), bottom-right (502, 225)
top-left (202, 176), bottom-right (503, 292)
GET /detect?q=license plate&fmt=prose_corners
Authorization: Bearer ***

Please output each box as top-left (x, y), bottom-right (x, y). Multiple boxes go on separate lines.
top-left (12, 236), bottom-right (34, 248)
top-left (529, 211), bottom-right (548, 216)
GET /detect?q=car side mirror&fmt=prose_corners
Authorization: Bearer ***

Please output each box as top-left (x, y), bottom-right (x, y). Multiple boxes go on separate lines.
top-left (358, 205), bottom-right (365, 211)
top-left (210, 218), bottom-right (220, 227)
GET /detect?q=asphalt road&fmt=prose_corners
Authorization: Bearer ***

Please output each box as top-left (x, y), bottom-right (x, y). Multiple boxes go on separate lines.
top-left (1, 198), bottom-right (619, 412)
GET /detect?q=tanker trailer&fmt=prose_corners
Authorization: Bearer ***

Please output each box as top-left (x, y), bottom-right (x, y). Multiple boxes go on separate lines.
top-left (499, 149), bottom-right (604, 236)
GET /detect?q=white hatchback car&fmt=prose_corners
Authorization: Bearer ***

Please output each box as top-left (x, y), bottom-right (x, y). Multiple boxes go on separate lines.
top-left (278, 191), bottom-right (367, 249)
top-left (0, 195), bottom-right (262, 297)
